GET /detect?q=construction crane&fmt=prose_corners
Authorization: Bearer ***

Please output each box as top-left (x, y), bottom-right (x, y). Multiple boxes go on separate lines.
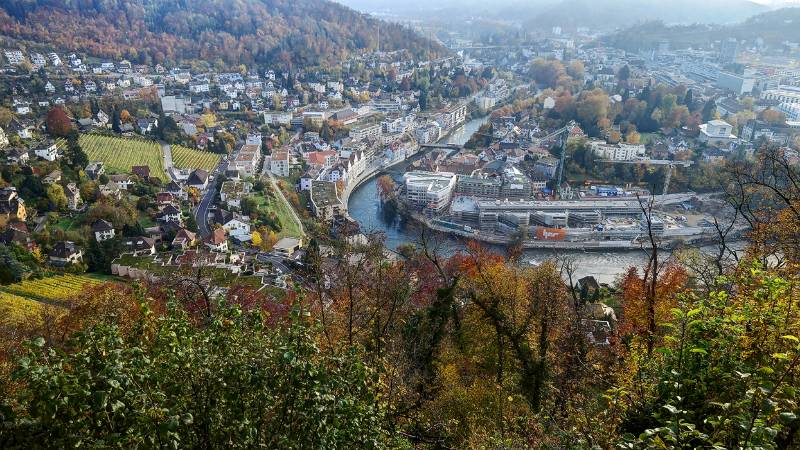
top-left (595, 159), bottom-right (694, 197)
top-left (533, 120), bottom-right (577, 199)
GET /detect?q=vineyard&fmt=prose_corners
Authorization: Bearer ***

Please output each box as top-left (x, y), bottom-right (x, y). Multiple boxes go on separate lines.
top-left (0, 274), bottom-right (105, 305)
top-left (0, 292), bottom-right (45, 325)
top-left (78, 134), bottom-right (168, 181)
top-left (172, 145), bottom-right (221, 170)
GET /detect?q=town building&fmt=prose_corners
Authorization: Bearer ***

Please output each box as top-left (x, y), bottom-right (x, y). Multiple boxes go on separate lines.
top-left (698, 120), bottom-right (737, 146)
top-left (403, 171), bottom-right (458, 213)
top-left (588, 140), bottom-right (646, 161)
top-left (270, 150), bottom-right (290, 177)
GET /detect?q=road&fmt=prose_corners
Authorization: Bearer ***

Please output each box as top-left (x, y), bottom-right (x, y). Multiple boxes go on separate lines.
top-left (195, 160), bottom-right (228, 237)
top-left (159, 141), bottom-right (175, 181)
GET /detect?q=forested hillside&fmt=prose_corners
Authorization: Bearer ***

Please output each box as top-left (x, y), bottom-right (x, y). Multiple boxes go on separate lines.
top-left (0, 0), bottom-right (445, 69)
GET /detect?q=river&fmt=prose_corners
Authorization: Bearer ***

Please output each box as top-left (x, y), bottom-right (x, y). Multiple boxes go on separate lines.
top-left (347, 116), bottom-right (657, 284)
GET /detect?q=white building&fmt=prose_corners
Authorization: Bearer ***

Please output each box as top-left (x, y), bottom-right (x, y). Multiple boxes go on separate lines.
top-left (160, 95), bottom-right (187, 114)
top-left (48, 52), bottom-right (62, 66)
top-left (762, 86), bottom-right (800, 105)
top-left (699, 120), bottom-right (737, 146)
top-left (270, 150), bottom-right (290, 177)
top-left (30, 53), bottom-right (46, 69)
top-left (34, 142), bottom-right (59, 161)
top-left (588, 140), bottom-right (646, 161)
top-left (403, 171), bottom-right (457, 213)
top-left (4, 50), bottom-right (24, 65)
top-left (264, 112), bottom-right (292, 126)
top-left (777, 102), bottom-right (800, 121)
top-left (349, 123), bottom-right (381, 141)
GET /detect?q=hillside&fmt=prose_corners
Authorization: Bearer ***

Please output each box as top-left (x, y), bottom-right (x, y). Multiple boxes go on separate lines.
top-left (0, 0), bottom-right (446, 69)
top-left (526, 0), bottom-right (768, 32)
top-left (601, 7), bottom-right (800, 52)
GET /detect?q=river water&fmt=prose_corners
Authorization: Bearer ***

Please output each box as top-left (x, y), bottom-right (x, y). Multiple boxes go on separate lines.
top-left (347, 116), bottom-right (656, 284)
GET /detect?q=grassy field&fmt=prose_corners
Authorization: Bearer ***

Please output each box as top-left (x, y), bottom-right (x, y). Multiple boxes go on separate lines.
top-left (258, 187), bottom-right (303, 239)
top-left (78, 134), bottom-right (168, 181)
top-left (171, 145), bottom-right (222, 171)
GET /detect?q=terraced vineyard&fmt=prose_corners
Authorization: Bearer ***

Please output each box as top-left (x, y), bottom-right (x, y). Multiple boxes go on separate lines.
top-left (0, 274), bottom-right (105, 305)
top-left (0, 292), bottom-right (45, 325)
top-left (78, 134), bottom-right (168, 180)
top-left (172, 144), bottom-right (222, 170)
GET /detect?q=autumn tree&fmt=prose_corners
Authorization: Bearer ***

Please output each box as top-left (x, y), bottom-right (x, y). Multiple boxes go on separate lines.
top-left (45, 106), bottom-right (73, 137)
top-left (46, 184), bottom-right (67, 211)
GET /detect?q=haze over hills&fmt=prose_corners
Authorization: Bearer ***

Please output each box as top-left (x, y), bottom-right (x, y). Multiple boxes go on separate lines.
top-left (0, 0), bottom-right (446, 69)
top-left (338, 0), bottom-right (795, 31)
top-left (602, 6), bottom-right (800, 51)
top-left (527, 0), bottom-right (768, 31)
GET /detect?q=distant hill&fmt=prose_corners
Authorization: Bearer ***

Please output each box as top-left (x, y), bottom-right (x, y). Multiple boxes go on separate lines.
top-left (0, 0), bottom-right (446, 69)
top-left (601, 7), bottom-right (800, 52)
top-left (526, 0), bottom-right (768, 32)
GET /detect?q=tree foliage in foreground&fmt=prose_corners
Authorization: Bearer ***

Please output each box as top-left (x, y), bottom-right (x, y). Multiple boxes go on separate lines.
top-left (0, 302), bottom-right (401, 449)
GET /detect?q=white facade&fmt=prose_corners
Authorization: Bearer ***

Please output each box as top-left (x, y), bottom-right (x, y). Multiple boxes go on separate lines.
top-left (762, 86), bottom-right (800, 105)
top-left (349, 123), bottom-right (381, 141)
top-left (699, 120), bottom-right (737, 145)
top-left (403, 171), bottom-right (457, 213)
top-left (588, 141), bottom-right (646, 161)
top-left (270, 151), bottom-right (290, 177)
top-left (34, 143), bottom-right (59, 161)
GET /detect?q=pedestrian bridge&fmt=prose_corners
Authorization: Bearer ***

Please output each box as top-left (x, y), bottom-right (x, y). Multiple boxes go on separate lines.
top-left (419, 143), bottom-right (462, 150)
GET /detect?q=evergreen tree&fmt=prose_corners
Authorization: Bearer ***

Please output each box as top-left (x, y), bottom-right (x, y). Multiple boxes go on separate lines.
top-left (683, 89), bottom-right (694, 109)
top-left (702, 98), bottom-right (717, 122)
top-left (112, 107), bottom-right (122, 133)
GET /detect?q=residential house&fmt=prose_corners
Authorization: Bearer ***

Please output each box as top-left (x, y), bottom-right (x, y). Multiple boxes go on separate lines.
top-left (0, 221), bottom-right (34, 250)
top-left (132, 166), bottom-right (151, 180)
top-left (92, 219), bottom-right (115, 242)
top-left (49, 241), bottom-right (83, 266)
top-left (124, 236), bottom-right (157, 256)
top-left (85, 161), bottom-right (105, 180)
top-left (5, 148), bottom-right (29, 164)
top-left (187, 169), bottom-right (209, 190)
top-left (204, 227), bottom-right (229, 252)
top-left (171, 228), bottom-right (197, 250)
top-left (61, 183), bottom-right (80, 211)
top-left (34, 141), bottom-right (59, 161)
top-left (0, 187), bottom-right (26, 226)
top-left (136, 118), bottom-right (158, 134)
top-left (220, 181), bottom-right (252, 209)
top-left (272, 237), bottom-right (302, 257)
top-left (108, 174), bottom-right (134, 190)
top-left (90, 110), bottom-right (108, 128)
top-left (157, 204), bottom-right (182, 224)
top-left (270, 150), bottom-right (290, 177)
top-left (43, 170), bottom-right (62, 185)
top-left (213, 209), bottom-right (251, 240)
top-left (166, 181), bottom-right (187, 200)
top-left (156, 192), bottom-right (175, 206)
top-left (699, 120), bottom-right (737, 146)
top-left (97, 181), bottom-right (123, 200)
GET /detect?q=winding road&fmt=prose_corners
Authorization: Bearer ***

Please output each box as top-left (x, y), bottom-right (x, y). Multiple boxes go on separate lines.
top-left (195, 160), bottom-right (228, 237)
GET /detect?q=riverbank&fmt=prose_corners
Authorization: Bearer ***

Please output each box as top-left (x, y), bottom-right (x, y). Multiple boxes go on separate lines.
top-left (340, 115), bottom-right (489, 218)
